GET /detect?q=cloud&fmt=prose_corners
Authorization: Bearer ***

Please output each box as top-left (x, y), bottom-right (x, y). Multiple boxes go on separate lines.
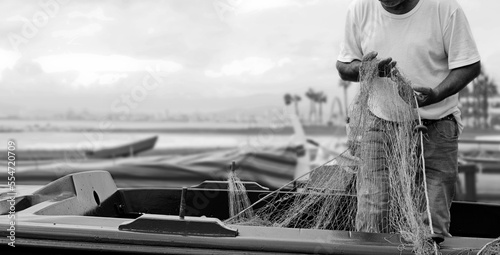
top-left (236, 0), bottom-right (319, 14)
top-left (69, 72), bottom-right (128, 87)
top-left (52, 23), bottom-right (103, 40)
top-left (31, 53), bottom-right (183, 87)
top-left (35, 53), bottom-right (183, 73)
top-left (238, 0), bottom-right (294, 13)
top-left (67, 7), bottom-right (114, 21)
top-left (0, 58), bottom-right (68, 100)
top-left (0, 49), bottom-right (21, 79)
top-left (1, 0), bottom-right (497, 117)
top-left (0, 0), bottom-right (351, 115)
top-left (205, 57), bottom-right (290, 77)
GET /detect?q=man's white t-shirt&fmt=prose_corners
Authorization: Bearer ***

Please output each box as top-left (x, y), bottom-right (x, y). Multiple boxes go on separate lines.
top-left (338, 0), bottom-right (480, 132)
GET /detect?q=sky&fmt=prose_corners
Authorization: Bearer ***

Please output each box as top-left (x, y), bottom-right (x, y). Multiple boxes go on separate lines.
top-left (0, 0), bottom-right (499, 118)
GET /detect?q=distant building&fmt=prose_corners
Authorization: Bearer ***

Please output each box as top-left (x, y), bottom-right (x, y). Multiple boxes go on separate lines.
top-left (460, 95), bottom-right (500, 129)
top-left (489, 96), bottom-right (500, 128)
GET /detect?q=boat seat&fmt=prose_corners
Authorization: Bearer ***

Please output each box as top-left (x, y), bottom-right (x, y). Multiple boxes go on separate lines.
top-left (14, 170), bottom-right (117, 216)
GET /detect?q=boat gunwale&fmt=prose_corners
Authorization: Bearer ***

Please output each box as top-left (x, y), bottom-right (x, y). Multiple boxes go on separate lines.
top-left (0, 214), bottom-right (492, 255)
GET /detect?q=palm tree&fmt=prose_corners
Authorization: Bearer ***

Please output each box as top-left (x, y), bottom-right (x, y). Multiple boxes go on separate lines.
top-left (459, 87), bottom-right (473, 127)
top-left (472, 68), bottom-right (498, 128)
top-left (284, 93), bottom-right (292, 106)
top-left (339, 79), bottom-right (351, 117)
top-left (293, 94), bottom-right (301, 117)
top-left (317, 91), bottom-right (327, 124)
top-left (305, 88), bottom-right (317, 124)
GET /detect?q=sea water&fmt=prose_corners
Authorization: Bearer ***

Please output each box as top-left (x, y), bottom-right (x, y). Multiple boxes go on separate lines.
top-left (0, 119), bottom-right (343, 150)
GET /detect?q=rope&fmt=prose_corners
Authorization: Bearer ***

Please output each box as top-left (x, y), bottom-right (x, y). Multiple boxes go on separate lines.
top-left (414, 96), bottom-right (439, 255)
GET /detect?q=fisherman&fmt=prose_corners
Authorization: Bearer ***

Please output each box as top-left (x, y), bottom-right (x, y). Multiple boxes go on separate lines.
top-left (336, 0), bottom-right (481, 242)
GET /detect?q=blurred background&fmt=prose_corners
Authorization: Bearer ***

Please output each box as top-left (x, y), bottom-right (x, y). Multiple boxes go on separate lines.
top-left (0, 0), bottom-right (499, 202)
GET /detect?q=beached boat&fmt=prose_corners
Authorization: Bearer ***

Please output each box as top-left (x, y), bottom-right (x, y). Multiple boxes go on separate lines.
top-left (85, 135), bottom-right (158, 159)
top-left (1, 170), bottom-right (499, 254)
top-left (6, 143), bottom-right (301, 189)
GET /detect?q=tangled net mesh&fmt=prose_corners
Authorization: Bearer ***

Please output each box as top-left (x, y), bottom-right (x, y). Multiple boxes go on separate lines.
top-left (227, 168), bottom-right (254, 221)
top-left (226, 57), bottom-right (435, 254)
top-left (478, 238), bottom-right (500, 255)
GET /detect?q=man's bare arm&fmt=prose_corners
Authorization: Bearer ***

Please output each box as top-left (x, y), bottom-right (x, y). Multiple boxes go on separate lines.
top-left (336, 60), bottom-right (362, 82)
top-left (414, 61), bottom-right (481, 107)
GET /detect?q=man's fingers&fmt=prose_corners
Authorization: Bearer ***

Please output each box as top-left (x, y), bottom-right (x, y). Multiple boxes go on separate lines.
top-left (389, 61), bottom-right (397, 69)
top-left (389, 62), bottom-right (399, 77)
top-left (378, 57), bottom-right (392, 67)
top-left (362, 51), bottom-right (378, 62)
top-left (377, 57), bottom-right (393, 77)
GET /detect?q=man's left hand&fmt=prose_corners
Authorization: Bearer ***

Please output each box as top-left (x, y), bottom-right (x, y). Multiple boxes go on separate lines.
top-left (413, 87), bottom-right (440, 107)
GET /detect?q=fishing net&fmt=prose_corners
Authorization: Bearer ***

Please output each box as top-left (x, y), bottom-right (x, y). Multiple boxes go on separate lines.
top-left (227, 166), bottom-right (254, 222)
top-left (226, 57), bottom-right (435, 254)
top-left (479, 237), bottom-right (500, 255)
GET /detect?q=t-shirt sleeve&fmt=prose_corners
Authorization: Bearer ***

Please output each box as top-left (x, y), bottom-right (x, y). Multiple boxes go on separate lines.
top-left (337, 5), bottom-right (363, 63)
top-left (443, 6), bottom-right (481, 69)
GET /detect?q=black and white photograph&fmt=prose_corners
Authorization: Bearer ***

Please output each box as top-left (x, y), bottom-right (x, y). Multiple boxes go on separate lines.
top-left (0, 0), bottom-right (499, 254)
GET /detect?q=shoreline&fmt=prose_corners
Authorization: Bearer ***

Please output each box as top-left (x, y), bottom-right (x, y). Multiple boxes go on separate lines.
top-left (0, 125), bottom-right (347, 136)
top-left (2, 124), bottom-right (500, 160)
top-left (1, 126), bottom-right (499, 137)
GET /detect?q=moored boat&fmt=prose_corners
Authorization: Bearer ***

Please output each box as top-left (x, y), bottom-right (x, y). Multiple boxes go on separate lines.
top-left (1, 170), bottom-right (499, 254)
top-left (85, 135), bottom-right (158, 159)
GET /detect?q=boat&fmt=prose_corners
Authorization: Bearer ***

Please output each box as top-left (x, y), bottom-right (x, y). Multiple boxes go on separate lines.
top-left (1, 170), bottom-right (499, 254)
top-left (6, 109), bottom-right (309, 189)
top-left (6, 143), bottom-right (302, 189)
top-left (85, 135), bottom-right (158, 159)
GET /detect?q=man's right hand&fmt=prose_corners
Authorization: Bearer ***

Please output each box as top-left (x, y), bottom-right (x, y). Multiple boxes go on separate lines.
top-left (336, 51), bottom-right (397, 82)
top-left (362, 51), bottom-right (397, 78)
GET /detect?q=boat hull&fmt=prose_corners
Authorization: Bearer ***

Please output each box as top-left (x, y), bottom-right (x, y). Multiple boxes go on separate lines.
top-left (1, 171), bottom-right (499, 254)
